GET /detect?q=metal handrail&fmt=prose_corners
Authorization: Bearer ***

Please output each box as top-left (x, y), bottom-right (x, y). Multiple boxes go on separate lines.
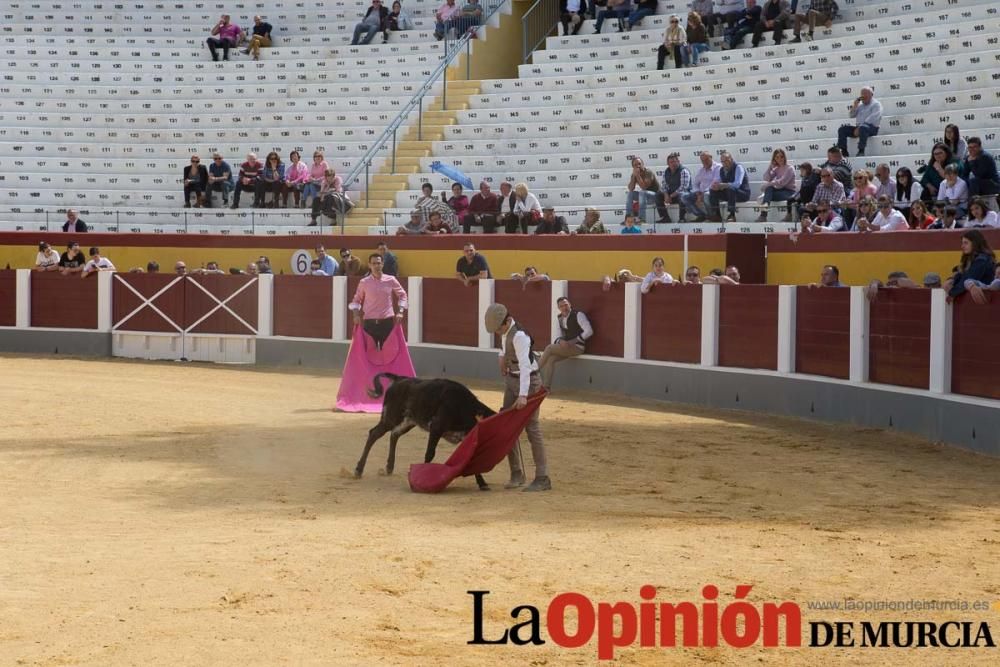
top-left (521, 0), bottom-right (560, 64)
top-left (339, 0), bottom-right (508, 234)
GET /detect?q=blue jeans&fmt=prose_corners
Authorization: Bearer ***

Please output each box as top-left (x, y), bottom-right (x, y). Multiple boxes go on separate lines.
top-left (763, 186), bottom-right (796, 204)
top-left (680, 191), bottom-right (710, 219)
top-left (352, 22), bottom-right (379, 45)
top-left (594, 8), bottom-right (628, 33)
top-left (626, 7), bottom-right (655, 30)
top-left (837, 123), bottom-right (879, 155)
top-left (626, 190), bottom-right (657, 222)
top-left (302, 182), bottom-right (321, 206)
top-left (685, 42), bottom-right (709, 66)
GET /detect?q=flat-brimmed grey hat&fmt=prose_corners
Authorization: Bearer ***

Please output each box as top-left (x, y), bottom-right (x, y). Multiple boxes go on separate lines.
top-left (484, 303), bottom-right (508, 334)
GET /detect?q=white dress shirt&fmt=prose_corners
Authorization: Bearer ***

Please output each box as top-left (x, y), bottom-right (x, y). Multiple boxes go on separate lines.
top-left (498, 319), bottom-right (538, 396)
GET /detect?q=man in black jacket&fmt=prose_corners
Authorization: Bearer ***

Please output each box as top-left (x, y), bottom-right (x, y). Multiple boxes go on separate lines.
top-left (538, 297), bottom-right (593, 390)
top-left (534, 207), bottom-right (569, 235)
top-left (61, 209), bottom-right (88, 233)
top-left (351, 0), bottom-right (389, 45)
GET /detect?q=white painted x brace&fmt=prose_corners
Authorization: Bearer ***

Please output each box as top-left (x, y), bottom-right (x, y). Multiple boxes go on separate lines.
top-left (112, 274), bottom-right (185, 333)
top-left (184, 276), bottom-right (259, 335)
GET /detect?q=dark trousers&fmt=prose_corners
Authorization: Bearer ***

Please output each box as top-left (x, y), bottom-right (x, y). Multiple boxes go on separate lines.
top-left (281, 182), bottom-right (302, 207)
top-left (656, 44), bottom-right (683, 70)
top-left (183, 183), bottom-right (205, 205)
top-left (312, 193), bottom-right (350, 222)
top-left (752, 17), bottom-right (788, 46)
top-left (560, 11), bottom-right (584, 35)
top-left (837, 123), bottom-right (879, 155)
top-left (255, 180), bottom-right (282, 206)
top-left (462, 213), bottom-right (499, 233)
top-left (700, 12), bottom-right (718, 37)
top-left (655, 191), bottom-right (685, 221)
top-left (206, 37), bottom-right (235, 61)
top-left (206, 180), bottom-right (230, 206)
top-left (709, 188), bottom-right (751, 218)
top-left (503, 212), bottom-right (538, 234)
top-left (232, 180), bottom-right (256, 206)
top-left (363, 317), bottom-right (395, 349)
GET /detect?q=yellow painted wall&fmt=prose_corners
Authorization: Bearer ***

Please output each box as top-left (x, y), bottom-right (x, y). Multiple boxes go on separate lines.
top-left (767, 251), bottom-right (959, 286)
top-left (1, 244), bottom-right (721, 281)
top-left (7, 241), bottom-right (960, 286)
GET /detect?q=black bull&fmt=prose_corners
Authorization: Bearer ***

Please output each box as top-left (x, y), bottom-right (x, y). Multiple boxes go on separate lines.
top-left (353, 373), bottom-right (497, 490)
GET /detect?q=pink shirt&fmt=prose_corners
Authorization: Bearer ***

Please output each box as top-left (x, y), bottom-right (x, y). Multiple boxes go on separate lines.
top-left (437, 2), bottom-right (461, 20)
top-left (309, 161), bottom-right (329, 183)
top-left (851, 182), bottom-right (877, 204)
top-left (350, 274), bottom-right (408, 320)
top-left (285, 161), bottom-right (309, 184)
top-left (216, 23), bottom-right (242, 43)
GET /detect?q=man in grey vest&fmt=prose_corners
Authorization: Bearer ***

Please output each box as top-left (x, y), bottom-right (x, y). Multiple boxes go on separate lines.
top-left (537, 297), bottom-right (593, 390)
top-left (484, 303), bottom-right (551, 492)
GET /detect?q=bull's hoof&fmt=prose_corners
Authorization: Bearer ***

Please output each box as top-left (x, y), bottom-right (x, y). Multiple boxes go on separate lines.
top-left (378, 468), bottom-right (393, 476)
top-left (339, 466), bottom-right (361, 480)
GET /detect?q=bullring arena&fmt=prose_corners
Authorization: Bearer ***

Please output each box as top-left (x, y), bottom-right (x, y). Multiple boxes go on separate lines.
top-left (3, 0), bottom-right (1000, 663)
top-left (4, 355), bottom-right (1000, 665)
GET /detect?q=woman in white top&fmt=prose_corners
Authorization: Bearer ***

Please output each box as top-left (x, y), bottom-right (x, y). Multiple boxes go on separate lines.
top-left (938, 164), bottom-right (969, 219)
top-left (892, 167), bottom-right (923, 220)
top-left (640, 256), bottom-right (674, 293)
top-left (505, 182), bottom-right (542, 234)
top-left (966, 198), bottom-right (1000, 228)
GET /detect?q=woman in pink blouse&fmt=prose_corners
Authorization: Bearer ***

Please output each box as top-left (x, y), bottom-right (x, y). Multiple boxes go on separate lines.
top-left (302, 150), bottom-right (330, 207)
top-left (841, 169), bottom-right (878, 226)
top-left (757, 148), bottom-right (796, 222)
top-left (311, 168), bottom-right (347, 226)
top-left (282, 150), bottom-right (310, 207)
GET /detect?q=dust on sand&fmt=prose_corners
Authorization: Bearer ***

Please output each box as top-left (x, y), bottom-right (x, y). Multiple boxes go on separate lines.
top-left (1, 356), bottom-right (999, 666)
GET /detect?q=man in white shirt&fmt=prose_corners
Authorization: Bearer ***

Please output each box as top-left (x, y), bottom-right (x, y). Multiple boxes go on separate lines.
top-left (681, 151), bottom-right (722, 222)
top-left (938, 165), bottom-right (970, 219)
top-left (81, 247), bottom-right (117, 277)
top-left (837, 86), bottom-right (882, 158)
top-left (34, 241), bottom-right (61, 271)
top-left (538, 297), bottom-right (593, 390)
top-left (857, 197), bottom-right (908, 232)
top-left (485, 303), bottom-right (550, 492)
top-left (800, 202), bottom-right (845, 233)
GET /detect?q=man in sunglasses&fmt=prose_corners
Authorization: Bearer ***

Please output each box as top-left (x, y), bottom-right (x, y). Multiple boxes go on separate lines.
top-left (206, 153), bottom-right (233, 207)
top-left (856, 195), bottom-right (907, 232)
top-left (800, 202), bottom-right (845, 233)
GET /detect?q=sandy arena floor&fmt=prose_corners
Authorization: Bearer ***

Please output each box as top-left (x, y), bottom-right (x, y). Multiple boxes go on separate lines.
top-left (1, 356), bottom-right (999, 666)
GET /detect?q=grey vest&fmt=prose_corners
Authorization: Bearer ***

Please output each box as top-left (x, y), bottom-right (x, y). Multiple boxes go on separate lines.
top-left (559, 311), bottom-right (586, 349)
top-left (503, 322), bottom-right (536, 374)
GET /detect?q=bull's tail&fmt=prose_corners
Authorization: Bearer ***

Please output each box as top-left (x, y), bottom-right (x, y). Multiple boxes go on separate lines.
top-left (367, 372), bottom-right (405, 399)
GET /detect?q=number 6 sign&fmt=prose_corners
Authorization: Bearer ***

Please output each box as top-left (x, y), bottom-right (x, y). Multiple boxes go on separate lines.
top-left (291, 249), bottom-right (312, 275)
